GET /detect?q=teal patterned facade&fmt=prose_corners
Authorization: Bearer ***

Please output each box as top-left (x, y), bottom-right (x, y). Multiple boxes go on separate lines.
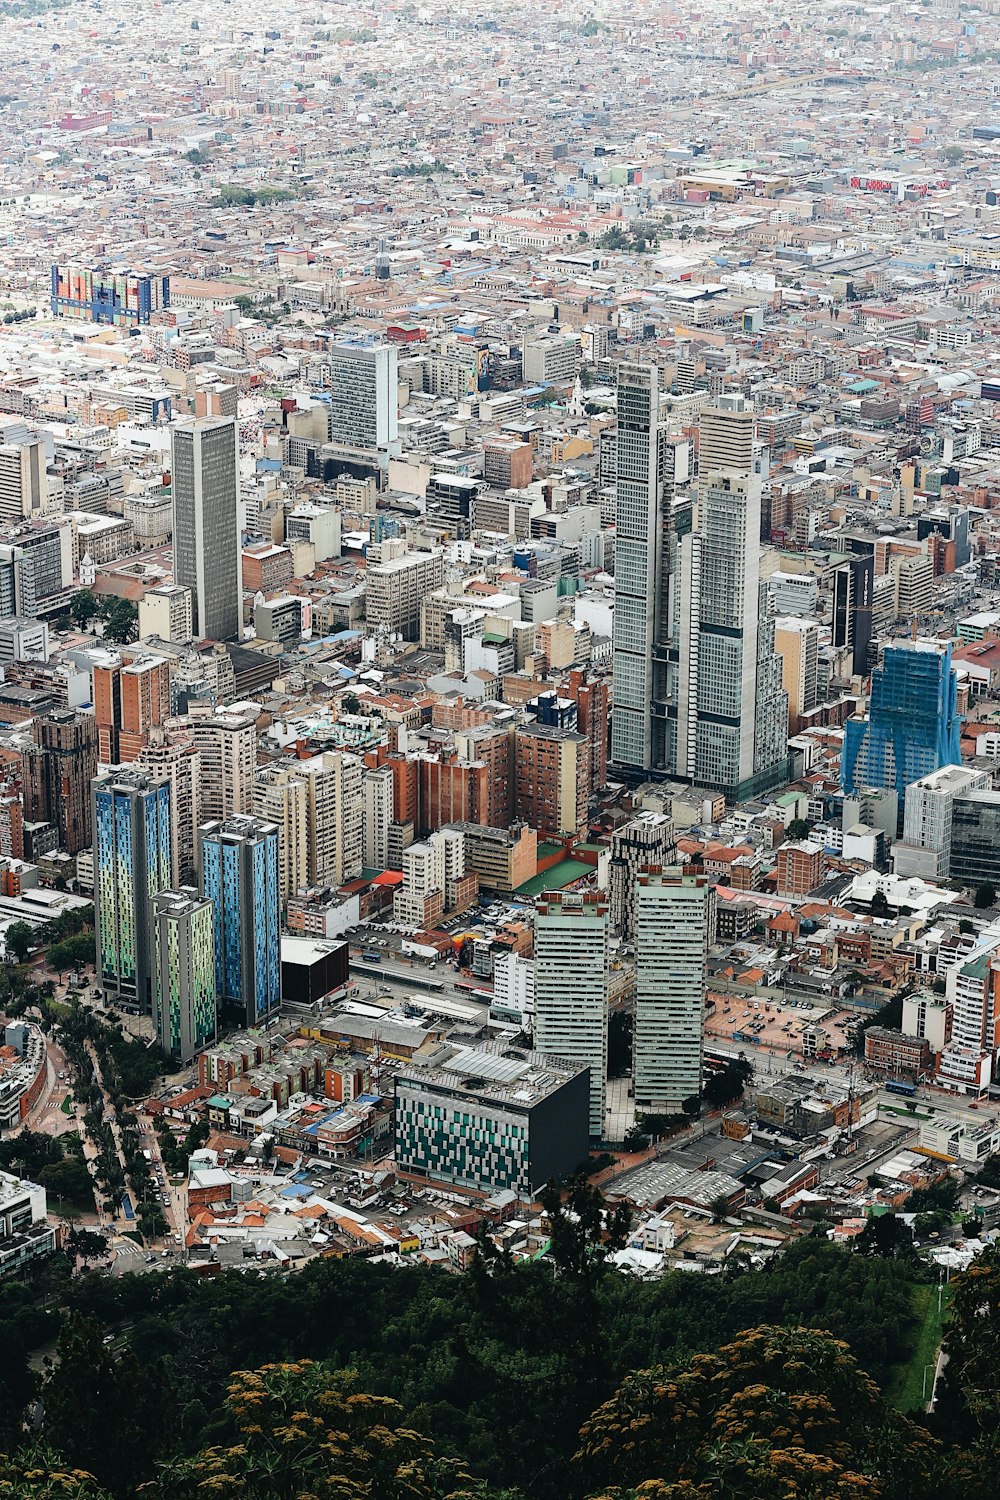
top-left (152, 889), bottom-right (217, 1063)
top-left (94, 770), bottom-right (173, 1011)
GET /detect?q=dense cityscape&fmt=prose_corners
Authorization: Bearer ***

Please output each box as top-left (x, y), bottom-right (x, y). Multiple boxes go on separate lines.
top-left (2, 0), bottom-right (1000, 1494)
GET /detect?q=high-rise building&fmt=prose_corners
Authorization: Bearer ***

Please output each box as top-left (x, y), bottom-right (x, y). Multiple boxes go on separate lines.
top-left (171, 417), bottom-right (242, 642)
top-left (136, 726), bottom-right (202, 887)
top-left (199, 816), bottom-right (281, 1028)
top-left (949, 790), bottom-right (1000, 888)
top-left (842, 640), bottom-right (962, 805)
top-left (697, 397), bottom-right (756, 483)
top-left (895, 765), bottom-right (991, 880)
top-left (93, 768), bottom-right (173, 1011)
top-left (0, 440), bottom-right (47, 523)
top-left (607, 812), bottom-right (676, 939)
top-left (327, 341), bottom-right (399, 456)
top-left (253, 764), bottom-right (310, 903)
top-left (93, 655), bottom-right (170, 763)
top-left (831, 554), bottom-right (874, 676)
top-left (21, 709), bottom-right (98, 854)
top-left (152, 888), bottom-right (217, 1063)
top-left (189, 707), bottom-right (258, 821)
top-left (633, 870), bottom-right (709, 1114)
top-left (774, 617), bottom-right (819, 735)
top-left (362, 763), bottom-right (394, 871)
top-left (611, 362), bottom-right (691, 772)
top-left (514, 722), bottom-right (590, 840)
top-left (534, 892), bottom-right (609, 1137)
top-left (566, 668), bottom-right (609, 793)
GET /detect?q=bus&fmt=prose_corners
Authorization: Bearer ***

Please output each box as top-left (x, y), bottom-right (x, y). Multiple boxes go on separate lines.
top-left (885, 1078), bottom-right (917, 1097)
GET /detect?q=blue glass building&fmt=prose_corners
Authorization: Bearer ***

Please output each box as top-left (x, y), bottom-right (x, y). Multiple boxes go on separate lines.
top-left (93, 769), bottom-right (173, 1012)
top-left (198, 817), bottom-right (280, 1029)
top-left (842, 640), bottom-right (962, 804)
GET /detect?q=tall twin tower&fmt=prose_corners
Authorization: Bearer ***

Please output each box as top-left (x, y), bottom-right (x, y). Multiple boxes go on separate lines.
top-left (611, 364), bottom-right (788, 800)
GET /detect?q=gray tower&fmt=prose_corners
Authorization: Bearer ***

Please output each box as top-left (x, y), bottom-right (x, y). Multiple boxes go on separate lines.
top-left (171, 417), bottom-right (241, 641)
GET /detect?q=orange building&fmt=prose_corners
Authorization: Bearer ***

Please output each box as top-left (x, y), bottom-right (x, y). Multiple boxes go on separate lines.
top-left (94, 657), bottom-right (170, 762)
top-left (566, 668), bottom-right (609, 793)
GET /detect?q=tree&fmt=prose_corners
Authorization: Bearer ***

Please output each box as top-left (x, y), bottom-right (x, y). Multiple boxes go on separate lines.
top-left (786, 817), bottom-right (811, 840)
top-left (574, 1325), bottom-right (940, 1500)
top-left (856, 1212), bottom-right (916, 1261)
top-left (539, 1174), bottom-right (631, 1289)
top-left (622, 1124), bottom-right (649, 1152)
top-left (68, 589), bottom-right (100, 630)
top-left (142, 1362), bottom-right (487, 1500)
top-left (871, 890), bottom-right (890, 919)
top-left (101, 600), bottom-right (138, 646)
top-left (942, 144), bottom-right (965, 164)
top-left (40, 1312), bottom-right (171, 1495)
top-left (975, 883), bottom-right (996, 910)
top-left (66, 1227), bottom-right (107, 1264)
top-left (5, 921), bottom-right (33, 962)
top-left (959, 919), bottom-right (976, 935)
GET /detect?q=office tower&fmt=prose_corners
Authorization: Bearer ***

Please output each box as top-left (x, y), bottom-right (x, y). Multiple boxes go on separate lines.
top-left (895, 766), bottom-right (990, 880)
top-left (136, 726), bottom-right (202, 886)
top-left (0, 529), bottom-right (69, 619)
top-left (199, 816), bottom-right (281, 1028)
top-left (170, 417), bottom-right (241, 641)
top-left (697, 397), bottom-right (755, 484)
top-left (21, 709), bottom-right (98, 854)
top-left (842, 640), bottom-right (962, 804)
top-left (152, 888), bottom-right (217, 1063)
top-left (948, 789), bottom-right (1000, 888)
top-left (93, 768), bottom-right (173, 1011)
top-left (608, 812), bottom-right (676, 939)
top-left (362, 764), bottom-right (394, 870)
top-left (327, 341), bottom-right (399, 455)
top-left (189, 707), bottom-right (258, 821)
top-left (365, 543), bottom-right (445, 640)
top-left (393, 827), bottom-right (473, 928)
top-left (611, 362), bottom-right (691, 772)
top-left (253, 764), bottom-right (310, 903)
top-left (831, 554), bottom-right (874, 677)
top-left (0, 440), bottom-right (47, 523)
top-left (774, 617), bottom-right (819, 734)
top-left (633, 871), bottom-right (709, 1114)
top-left (893, 553), bottom-right (934, 621)
top-left (394, 1042), bottom-right (589, 1197)
top-left (677, 472), bottom-right (788, 797)
top-left (534, 892), bottom-right (609, 1137)
top-left (514, 722), bottom-right (590, 839)
top-left (93, 655), bottom-right (170, 763)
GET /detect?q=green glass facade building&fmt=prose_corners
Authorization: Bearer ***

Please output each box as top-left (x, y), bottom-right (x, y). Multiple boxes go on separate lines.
top-left (152, 888), bottom-right (217, 1064)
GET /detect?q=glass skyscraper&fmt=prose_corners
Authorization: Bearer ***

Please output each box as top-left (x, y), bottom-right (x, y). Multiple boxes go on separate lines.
top-left (199, 816), bottom-right (280, 1028)
top-left (842, 640), bottom-right (962, 804)
top-left (93, 769), bottom-right (173, 1012)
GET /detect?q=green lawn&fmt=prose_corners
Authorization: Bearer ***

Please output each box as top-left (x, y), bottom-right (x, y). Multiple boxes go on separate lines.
top-left (60, 1094), bottom-right (72, 1115)
top-left (887, 1280), bottom-right (953, 1412)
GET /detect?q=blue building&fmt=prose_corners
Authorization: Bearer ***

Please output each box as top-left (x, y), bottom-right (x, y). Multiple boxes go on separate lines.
top-left (842, 640), bottom-right (962, 806)
top-left (93, 769), bottom-right (173, 1013)
top-left (198, 817), bottom-right (280, 1029)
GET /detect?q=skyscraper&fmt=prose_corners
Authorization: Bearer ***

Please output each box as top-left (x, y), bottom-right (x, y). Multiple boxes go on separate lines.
top-left (534, 892), bottom-right (609, 1137)
top-left (831, 554), bottom-right (874, 676)
top-left (152, 888), bottom-right (217, 1063)
top-left (611, 369), bottom-right (787, 796)
top-left (93, 768), bottom-right (173, 1011)
top-left (633, 870), bottom-right (709, 1114)
top-left (171, 417), bottom-right (241, 642)
top-left (608, 812), bottom-right (676, 939)
top-left (697, 397), bottom-right (755, 483)
top-left (611, 362), bottom-right (691, 772)
top-left (327, 341), bottom-right (399, 457)
top-left (253, 763), bottom-right (310, 903)
top-left (199, 816), bottom-right (280, 1028)
top-left (135, 725), bottom-right (202, 886)
top-left (21, 709), bottom-right (98, 854)
top-left (841, 640), bottom-right (962, 806)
